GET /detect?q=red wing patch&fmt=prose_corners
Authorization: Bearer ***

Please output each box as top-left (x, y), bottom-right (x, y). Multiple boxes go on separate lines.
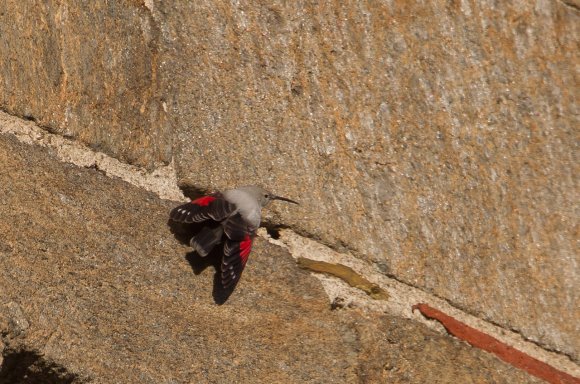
top-left (239, 234), bottom-right (252, 265)
top-left (221, 214), bottom-right (256, 288)
top-left (221, 213), bottom-right (256, 288)
top-left (222, 236), bottom-right (254, 288)
top-left (192, 196), bottom-right (216, 206)
top-left (169, 193), bottom-right (235, 223)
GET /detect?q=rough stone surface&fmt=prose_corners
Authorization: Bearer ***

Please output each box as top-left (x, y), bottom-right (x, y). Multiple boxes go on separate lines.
top-left (0, 1), bottom-right (171, 168)
top-left (164, 1), bottom-right (580, 360)
top-left (0, 133), bottom-right (544, 383)
top-left (351, 311), bottom-right (545, 384)
top-left (0, 134), bottom-right (355, 383)
top-left (0, 1), bottom-right (578, 360)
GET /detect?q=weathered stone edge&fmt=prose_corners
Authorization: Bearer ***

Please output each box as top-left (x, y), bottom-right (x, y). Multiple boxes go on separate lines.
top-left (1, 109), bottom-right (578, 378)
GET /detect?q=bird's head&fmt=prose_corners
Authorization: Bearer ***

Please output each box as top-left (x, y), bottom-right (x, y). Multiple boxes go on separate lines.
top-left (239, 185), bottom-right (299, 208)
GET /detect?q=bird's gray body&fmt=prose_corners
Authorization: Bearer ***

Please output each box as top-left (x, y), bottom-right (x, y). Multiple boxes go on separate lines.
top-left (222, 186), bottom-right (267, 229)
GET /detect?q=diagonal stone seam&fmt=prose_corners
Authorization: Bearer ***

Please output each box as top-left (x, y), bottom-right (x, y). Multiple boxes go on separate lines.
top-left (412, 304), bottom-right (580, 384)
top-left (1, 109), bottom-right (578, 379)
top-left (0, 110), bottom-right (184, 202)
top-left (558, 0), bottom-right (580, 12)
top-left (259, 228), bottom-right (580, 379)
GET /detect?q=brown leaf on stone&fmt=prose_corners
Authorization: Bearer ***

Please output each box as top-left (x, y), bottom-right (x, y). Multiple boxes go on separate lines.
top-left (297, 257), bottom-right (389, 300)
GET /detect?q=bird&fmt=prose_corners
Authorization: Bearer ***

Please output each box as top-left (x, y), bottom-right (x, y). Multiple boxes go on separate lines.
top-left (168, 185), bottom-right (298, 291)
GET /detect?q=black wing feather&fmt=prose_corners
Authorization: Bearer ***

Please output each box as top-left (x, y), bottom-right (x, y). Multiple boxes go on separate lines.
top-left (169, 193), bottom-right (236, 223)
top-left (220, 213), bottom-right (256, 288)
top-left (190, 224), bottom-right (224, 257)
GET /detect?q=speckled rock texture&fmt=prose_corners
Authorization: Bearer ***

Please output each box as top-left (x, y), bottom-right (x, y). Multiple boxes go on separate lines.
top-left (0, 1), bottom-right (171, 167)
top-left (0, 135), bottom-right (353, 383)
top-left (0, 1), bottom-right (578, 361)
top-left (0, 133), bottom-right (544, 383)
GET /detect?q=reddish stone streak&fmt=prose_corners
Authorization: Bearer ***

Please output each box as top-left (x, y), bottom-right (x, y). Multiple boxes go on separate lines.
top-left (412, 304), bottom-right (579, 384)
top-left (239, 235), bottom-right (252, 265)
top-left (191, 196), bottom-right (216, 206)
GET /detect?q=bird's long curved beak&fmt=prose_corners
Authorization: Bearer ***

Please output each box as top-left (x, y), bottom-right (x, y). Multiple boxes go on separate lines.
top-left (273, 195), bottom-right (299, 205)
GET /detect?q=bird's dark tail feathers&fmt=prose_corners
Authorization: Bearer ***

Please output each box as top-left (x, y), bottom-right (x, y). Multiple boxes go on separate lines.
top-left (191, 225), bottom-right (224, 257)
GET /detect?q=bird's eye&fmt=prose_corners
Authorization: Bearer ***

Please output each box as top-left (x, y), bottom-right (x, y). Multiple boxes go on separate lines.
top-left (264, 194), bottom-right (269, 198)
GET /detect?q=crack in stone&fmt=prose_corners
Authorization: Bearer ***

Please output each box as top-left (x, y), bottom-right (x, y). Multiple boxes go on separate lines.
top-left (437, 294), bottom-right (580, 365)
top-left (413, 304), bottom-right (580, 384)
top-left (558, 0), bottom-right (580, 12)
top-left (269, 228), bottom-right (580, 377)
top-left (1, 109), bottom-right (578, 376)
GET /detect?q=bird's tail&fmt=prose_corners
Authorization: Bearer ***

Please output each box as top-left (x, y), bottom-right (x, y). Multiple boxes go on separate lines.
top-left (190, 225), bottom-right (224, 257)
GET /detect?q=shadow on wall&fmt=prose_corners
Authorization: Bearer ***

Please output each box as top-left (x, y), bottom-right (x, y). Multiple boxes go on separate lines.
top-left (0, 348), bottom-right (80, 384)
top-left (167, 219), bottom-right (239, 305)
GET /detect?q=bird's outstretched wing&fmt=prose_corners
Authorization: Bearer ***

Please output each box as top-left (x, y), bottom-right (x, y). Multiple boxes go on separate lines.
top-left (221, 213), bottom-right (256, 288)
top-left (169, 193), bottom-right (236, 223)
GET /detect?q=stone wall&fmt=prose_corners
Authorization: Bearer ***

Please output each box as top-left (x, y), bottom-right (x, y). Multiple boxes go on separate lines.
top-left (0, 0), bottom-right (577, 361)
